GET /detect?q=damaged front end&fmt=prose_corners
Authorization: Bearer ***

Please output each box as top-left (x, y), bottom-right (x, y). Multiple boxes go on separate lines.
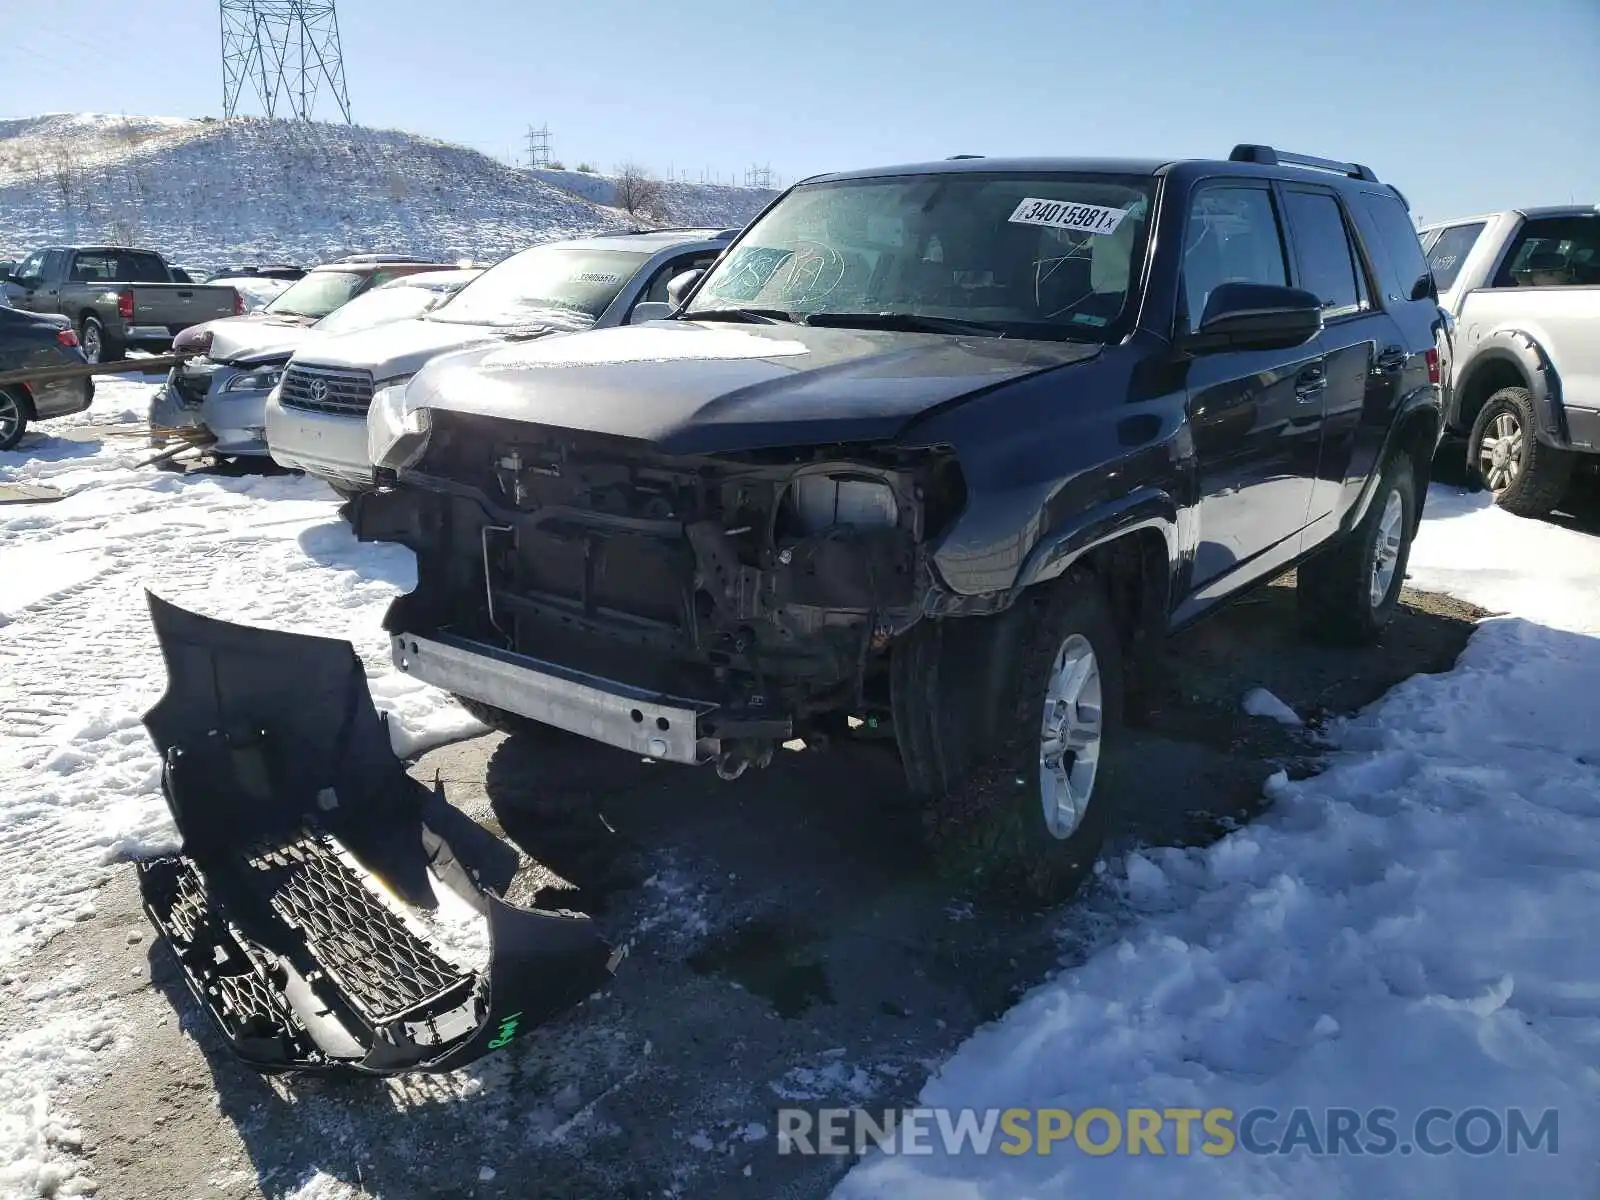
top-left (135, 592), bottom-right (618, 1076)
top-left (356, 411), bottom-right (970, 776)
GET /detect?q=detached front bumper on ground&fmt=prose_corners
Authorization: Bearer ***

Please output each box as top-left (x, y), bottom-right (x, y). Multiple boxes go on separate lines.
top-left (134, 593), bottom-right (619, 1076)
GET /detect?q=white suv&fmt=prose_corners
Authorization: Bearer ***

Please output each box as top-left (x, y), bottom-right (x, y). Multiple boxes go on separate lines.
top-left (266, 228), bottom-right (734, 495)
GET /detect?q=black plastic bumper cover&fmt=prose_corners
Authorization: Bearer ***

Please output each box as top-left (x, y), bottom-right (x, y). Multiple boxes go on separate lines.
top-left (135, 592), bottom-right (618, 1076)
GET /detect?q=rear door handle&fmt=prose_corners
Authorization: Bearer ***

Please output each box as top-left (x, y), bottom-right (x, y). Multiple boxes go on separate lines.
top-left (1294, 362), bottom-right (1327, 402)
top-left (1377, 346), bottom-right (1407, 372)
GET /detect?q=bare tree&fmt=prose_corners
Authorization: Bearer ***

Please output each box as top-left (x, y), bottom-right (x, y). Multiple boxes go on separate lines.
top-left (50, 138), bottom-right (78, 211)
top-left (107, 214), bottom-right (140, 247)
top-left (613, 163), bottom-right (668, 222)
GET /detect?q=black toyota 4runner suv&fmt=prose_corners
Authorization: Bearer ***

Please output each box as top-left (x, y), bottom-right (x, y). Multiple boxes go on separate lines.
top-left (355, 145), bottom-right (1448, 903)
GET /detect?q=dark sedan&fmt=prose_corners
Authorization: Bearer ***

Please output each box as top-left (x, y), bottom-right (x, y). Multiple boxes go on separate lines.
top-left (0, 303), bottom-right (93, 450)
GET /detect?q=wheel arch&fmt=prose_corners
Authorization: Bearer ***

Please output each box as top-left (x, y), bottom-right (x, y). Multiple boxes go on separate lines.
top-left (1454, 332), bottom-right (1565, 445)
top-left (1345, 390), bottom-right (1442, 533)
top-left (1, 383), bottom-right (37, 419)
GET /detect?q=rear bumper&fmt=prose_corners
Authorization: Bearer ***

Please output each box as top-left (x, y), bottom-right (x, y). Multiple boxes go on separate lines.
top-left (390, 630), bottom-right (718, 764)
top-left (265, 394), bottom-right (374, 486)
top-left (30, 374), bottom-right (94, 420)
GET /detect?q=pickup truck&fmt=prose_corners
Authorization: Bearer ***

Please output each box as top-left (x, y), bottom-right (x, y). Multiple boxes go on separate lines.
top-left (353, 145), bottom-right (1447, 907)
top-left (1421, 205), bottom-right (1599, 516)
top-left (0, 246), bottom-right (242, 364)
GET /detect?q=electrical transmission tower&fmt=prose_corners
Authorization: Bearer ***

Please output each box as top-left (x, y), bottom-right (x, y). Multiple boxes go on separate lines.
top-left (744, 163), bottom-right (773, 189)
top-left (525, 125), bottom-right (553, 168)
top-left (220, 1), bottom-right (353, 123)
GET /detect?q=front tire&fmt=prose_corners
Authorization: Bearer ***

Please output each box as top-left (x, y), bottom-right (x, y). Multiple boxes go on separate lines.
top-left (902, 569), bottom-right (1124, 907)
top-left (1298, 452), bottom-right (1416, 645)
top-left (0, 389), bottom-right (28, 451)
top-left (1467, 386), bottom-right (1574, 518)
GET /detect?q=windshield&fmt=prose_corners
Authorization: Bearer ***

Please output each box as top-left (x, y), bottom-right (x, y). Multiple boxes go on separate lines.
top-left (264, 270), bottom-right (367, 319)
top-left (427, 247), bottom-right (649, 326)
top-left (685, 172), bottom-right (1154, 340)
top-left (313, 285), bottom-right (445, 335)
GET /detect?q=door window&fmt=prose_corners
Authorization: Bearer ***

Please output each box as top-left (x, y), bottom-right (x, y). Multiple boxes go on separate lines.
top-left (13, 251), bottom-right (45, 283)
top-left (1283, 191), bottom-right (1369, 318)
top-left (1181, 185), bottom-right (1288, 333)
top-left (640, 252), bottom-right (720, 306)
top-left (1493, 216), bottom-right (1600, 288)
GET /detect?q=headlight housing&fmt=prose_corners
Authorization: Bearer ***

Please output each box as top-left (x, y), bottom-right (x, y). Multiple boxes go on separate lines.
top-left (223, 365), bottom-right (284, 393)
top-left (366, 376), bottom-right (430, 471)
top-left (786, 474), bottom-right (900, 533)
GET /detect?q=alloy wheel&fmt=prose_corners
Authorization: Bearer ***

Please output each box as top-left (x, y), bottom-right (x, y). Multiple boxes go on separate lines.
top-left (1038, 633), bottom-right (1103, 840)
top-left (1478, 411), bottom-right (1524, 492)
top-left (1370, 487), bottom-right (1405, 610)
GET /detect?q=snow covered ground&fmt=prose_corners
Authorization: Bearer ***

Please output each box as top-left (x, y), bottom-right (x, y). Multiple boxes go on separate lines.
top-left (2, 371), bottom-right (1597, 1198)
top-left (834, 495), bottom-right (1600, 1197)
top-left (0, 376), bottom-right (483, 1198)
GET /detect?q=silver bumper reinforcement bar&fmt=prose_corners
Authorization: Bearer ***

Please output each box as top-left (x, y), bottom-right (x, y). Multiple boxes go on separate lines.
top-left (391, 631), bottom-right (719, 764)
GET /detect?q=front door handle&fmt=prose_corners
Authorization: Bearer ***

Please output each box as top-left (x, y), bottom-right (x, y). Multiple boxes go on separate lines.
top-left (1377, 346), bottom-right (1407, 372)
top-left (1294, 363), bottom-right (1327, 403)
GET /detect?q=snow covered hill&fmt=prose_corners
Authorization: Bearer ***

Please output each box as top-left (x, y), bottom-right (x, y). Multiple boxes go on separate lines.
top-left (0, 114), bottom-right (774, 274)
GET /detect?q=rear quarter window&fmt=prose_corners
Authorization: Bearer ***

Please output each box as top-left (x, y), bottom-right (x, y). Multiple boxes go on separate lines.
top-left (1357, 192), bottom-right (1433, 304)
top-left (1422, 222), bottom-right (1486, 292)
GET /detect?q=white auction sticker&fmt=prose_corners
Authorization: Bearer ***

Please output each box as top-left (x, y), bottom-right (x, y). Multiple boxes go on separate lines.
top-left (1008, 198), bottom-right (1129, 235)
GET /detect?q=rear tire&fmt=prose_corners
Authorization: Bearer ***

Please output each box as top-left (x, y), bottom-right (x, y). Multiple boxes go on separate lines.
top-left (1467, 386), bottom-right (1574, 518)
top-left (0, 389), bottom-right (28, 451)
top-left (1297, 452), bottom-right (1416, 645)
top-left (78, 315), bottom-right (123, 365)
top-left (899, 569), bottom-right (1124, 907)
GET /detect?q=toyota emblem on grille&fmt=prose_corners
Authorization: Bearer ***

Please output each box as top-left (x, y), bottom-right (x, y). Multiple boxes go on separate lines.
top-left (306, 379), bottom-right (330, 404)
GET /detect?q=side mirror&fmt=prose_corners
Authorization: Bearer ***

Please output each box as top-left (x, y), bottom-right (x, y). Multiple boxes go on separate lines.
top-left (629, 301), bottom-right (673, 324)
top-left (1181, 282), bottom-right (1324, 354)
top-left (1409, 273), bottom-right (1436, 302)
top-left (665, 268), bottom-right (704, 310)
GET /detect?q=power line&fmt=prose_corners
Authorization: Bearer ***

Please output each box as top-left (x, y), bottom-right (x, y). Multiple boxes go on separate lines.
top-left (219, 1), bottom-right (352, 123)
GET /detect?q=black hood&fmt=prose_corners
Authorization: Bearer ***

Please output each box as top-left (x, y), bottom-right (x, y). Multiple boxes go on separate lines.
top-left (406, 320), bottom-right (1101, 454)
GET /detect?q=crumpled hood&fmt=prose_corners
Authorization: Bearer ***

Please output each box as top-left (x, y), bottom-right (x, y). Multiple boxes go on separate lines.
top-left (287, 312), bottom-right (591, 382)
top-left (406, 320), bottom-right (1101, 454)
top-left (209, 318), bottom-right (318, 365)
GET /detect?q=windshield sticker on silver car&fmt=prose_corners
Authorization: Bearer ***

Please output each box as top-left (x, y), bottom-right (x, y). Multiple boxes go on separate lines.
top-left (1008, 199), bottom-right (1129, 235)
top-left (567, 272), bottom-right (622, 285)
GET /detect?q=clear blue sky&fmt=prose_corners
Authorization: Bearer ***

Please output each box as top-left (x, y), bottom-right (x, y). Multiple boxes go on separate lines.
top-left (2, 0), bottom-right (1595, 222)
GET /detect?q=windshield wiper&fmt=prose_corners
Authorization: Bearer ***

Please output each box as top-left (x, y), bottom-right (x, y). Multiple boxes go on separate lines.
top-left (682, 307), bottom-right (796, 324)
top-left (800, 311), bottom-right (1008, 337)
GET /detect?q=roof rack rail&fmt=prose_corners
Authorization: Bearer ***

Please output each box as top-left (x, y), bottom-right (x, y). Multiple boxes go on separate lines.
top-left (1229, 144), bottom-right (1379, 183)
top-left (947, 154), bottom-right (984, 160)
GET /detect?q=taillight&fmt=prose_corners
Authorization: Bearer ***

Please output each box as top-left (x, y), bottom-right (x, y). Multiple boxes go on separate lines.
top-left (56, 328), bottom-right (78, 348)
top-left (233, 288), bottom-right (245, 316)
top-left (1425, 347), bottom-right (1440, 385)
top-left (116, 289), bottom-right (134, 320)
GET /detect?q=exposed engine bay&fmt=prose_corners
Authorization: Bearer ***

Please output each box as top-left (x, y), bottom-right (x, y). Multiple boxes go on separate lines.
top-left (357, 411), bottom-right (971, 774)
